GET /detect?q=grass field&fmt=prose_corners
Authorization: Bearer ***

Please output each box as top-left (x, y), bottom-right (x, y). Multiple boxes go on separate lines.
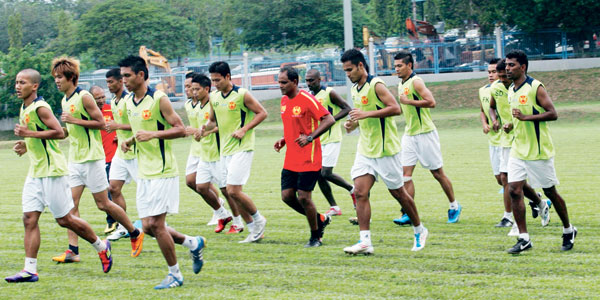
top-left (0, 101), bottom-right (599, 299)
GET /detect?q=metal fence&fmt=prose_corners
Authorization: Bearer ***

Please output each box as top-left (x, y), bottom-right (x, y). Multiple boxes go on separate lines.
top-left (79, 73), bottom-right (187, 102)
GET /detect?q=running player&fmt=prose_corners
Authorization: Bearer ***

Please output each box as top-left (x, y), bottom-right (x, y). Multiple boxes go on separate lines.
top-left (393, 51), bottom-right (460, 224)
top-left (201, 61), bottom-right (268, 243)
top-left (274, 66), bottom-right (335, 247)
top-left (90, 85), bottom-right (119, 234)
top-left (52, 57), bottom-right (143, 263)
top-left (502, 50), bottom-right (576, 254)
top-left (305, 68), bottom-right (354, 217)
top-left (5, 69), bottom-right (112, 283)
top-left (340, 49), bottom-right (427, 255)
top-left (119, 55), bottom-right (206, 288)
top-left (479, 58), bottom-right (511, 226)
top-left (187, 74), bottom-right (246, 234)
top-left (489, 59), bottom-right (550, 234)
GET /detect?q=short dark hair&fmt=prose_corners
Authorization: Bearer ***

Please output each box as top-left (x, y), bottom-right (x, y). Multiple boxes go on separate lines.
top-left (495, 59), bottom-right (506, 72)
top-left (489, 58), bottom-right (502, 65)
top-left (280, 66), bottom-right (299, 84)
top-left (105, 68), bottom-right (122, 80)
top-left (185, 72), bottom-right (198, 79)
top-left (506, 50), bottom-right (528, 72)
top-left (341, 49), bottom-right (367, 68)
top-left (118, 56), bottom-right (149, 80)
top-left (208, 61), bottom-right (230, 78)
top-left (191, 73), bottom-right (211, 90)
top-left (394, 51), bottom-right (414, 69)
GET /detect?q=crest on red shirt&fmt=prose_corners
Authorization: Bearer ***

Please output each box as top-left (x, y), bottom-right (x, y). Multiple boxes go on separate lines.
top-left (519, 95), bottom-right (527, 104)
top-left (361, 96), bottom-right (368, 105)
top-left (142, 109), bottom-right (151, 120)
top-left (293, 106), bottom-right (301, 115)
top-left (104, 115), bottom-right (112, 122)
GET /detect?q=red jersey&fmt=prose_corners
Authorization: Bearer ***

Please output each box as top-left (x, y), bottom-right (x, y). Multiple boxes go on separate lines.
top-left (281, 90), bottom-right (330, 172)
top-left (101, 103), bottom-right (117, 163)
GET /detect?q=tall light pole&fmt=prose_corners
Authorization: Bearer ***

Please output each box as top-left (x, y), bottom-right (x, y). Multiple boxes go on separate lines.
top-left (343, 0), bottom-right (353, 102)
top-left (282, 32), bottom-right (288, 53)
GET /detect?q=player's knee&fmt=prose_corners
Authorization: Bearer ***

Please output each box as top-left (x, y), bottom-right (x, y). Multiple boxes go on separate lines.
top-left (508, 185), bottom-right (522, 200)
top-left (354, 187), bottom-right (369, 201)
top-left (226, 186), bottom-right (241, 199)
top-left (195, 184), bottom-right (210, 196)
top-left (22, 214), bottom-right (37, 228)
top-left (186, 179), bottom-right (196, 190)
top-left (108, 184), bottom-right (121, 196)
top-left (55, 215), bottom-right (71, 228)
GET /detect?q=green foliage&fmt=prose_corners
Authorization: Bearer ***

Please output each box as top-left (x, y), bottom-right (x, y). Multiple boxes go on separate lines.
top-left (75, 0), bottom-right (196, 66)
top-left (46, 10), bottom-right (78, 56)
top-left (7, 12), bottom-right (23, 49)
top-left (0, 46), bottom-right (61, 118)
top-left (367, 0), bottom-right (411, 37)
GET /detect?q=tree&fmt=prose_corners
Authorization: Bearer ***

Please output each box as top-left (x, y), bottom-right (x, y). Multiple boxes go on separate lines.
top-left (75, 0), bottom-right (196, 67)
top-left (367, 0), bottom-right (410, 37)
top-left (46, 10), bottom-right (77, 56)
top-left (221, 1), bottom-right (240, 57)
top-left (7, 12), bottom-right (22, 49)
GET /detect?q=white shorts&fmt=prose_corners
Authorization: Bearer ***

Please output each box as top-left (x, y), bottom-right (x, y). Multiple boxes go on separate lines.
top-left (185, 155), bottom-right (202, 176)
top-left (488, 145), bottom-right (502, 176)
top-left (321, 142), bottom-right (341, 168)
top-left (507, 156), bottom-right (559, 189)
top-left (136, 176), bottom-right (179, 218)
top-left (498, 147), bottom-right (511, 173)
top-left (109, 156), bottom-right (138, 184)
top-left (196, 159), bottom-right (226, 188)
top-left (401, 130), bottom-right (443, 170)
top-left (22, 176), bottom-right (74, 218)
top-left (222, 151), bottom-right (254, 186)
top-left (350, 152), bottom-right (404, 189)
top-left (68, 159), bottom-right (109, 193)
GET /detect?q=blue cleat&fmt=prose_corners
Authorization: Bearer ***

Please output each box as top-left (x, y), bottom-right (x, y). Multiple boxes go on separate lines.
top-left (393, 214), bottom-right (411, 226)
top-left (154, 273), bottom-right (183, 290)
top-left (5, 270), bottom-right (39, 283)
top-left (447, 204), bottom-right (462, 223)
top-left (190, 236), bottom-right (206, 274)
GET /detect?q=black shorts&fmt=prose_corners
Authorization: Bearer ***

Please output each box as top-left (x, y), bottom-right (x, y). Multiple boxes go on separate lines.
top-left (281, 169), bottom-right (320, 192)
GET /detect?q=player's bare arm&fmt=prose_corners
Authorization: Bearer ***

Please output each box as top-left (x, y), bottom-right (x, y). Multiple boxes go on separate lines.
top-left (106, 120), bottom-right (131, 133)
top-left (296, 113), bottom-right (335, 147)
top-left (398, 79), bottom-right (435, 108)
top-left (135, 96), bottom-right (185, 142)
top-left (349, 82), bottom-right (400, 121)
top-left (231, 92), bottom-right (267, 139)
top-left (61, 94), bottom-right (105, 129)
top-left (328, 90), bottom-right (351, 121)
top-left (488, 95), bottom-right (500, 131)
top-left (512, 86), bottom-right (557, 122)
top-left (15, 106), bottom-right (65, 139)
top-left (480, 103), bottom-right (490, 134)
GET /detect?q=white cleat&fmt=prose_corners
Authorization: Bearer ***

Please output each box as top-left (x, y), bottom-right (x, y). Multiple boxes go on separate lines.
top-left (411, 227), bottom-right (428, 251)
top-left (239, 217), bottom-right (266, 243)
top-left (508, 223), bottom-right (519, 236)
top-left (343, 241), bottom-right (374, 255)
top-left (207, 212), bottom-right (219, 226)
top-left (107, 224), bottom-right (129, 241)
top-left (540, 199), bottom-right (551, 227)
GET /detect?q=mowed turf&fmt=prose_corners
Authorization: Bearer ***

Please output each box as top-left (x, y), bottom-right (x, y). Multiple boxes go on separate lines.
top-left (0, 106), bottom-right (598, 299)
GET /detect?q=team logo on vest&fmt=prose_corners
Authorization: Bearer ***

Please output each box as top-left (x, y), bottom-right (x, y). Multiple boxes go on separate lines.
top-left (403, 87), bottom-right (410, 95)
top-left (361, 96), bottom-right (368, 105)
top-left (69, 104), bottom-right (76, 113)
top-left (118, 109), bottom-right (123, 117)
top-left (228, 101), bottom-right (236, 110)
top-left (142, 109), bottom-right (151, 120)
top-left (24, 113), bottom-right (30, 124)
top-left (519, 95), bottom-right (527, 104)
top-left (317, 98), bottom-right (323, 105)
top-left (281, 105), bottom-right (286, 114)
top-left (292, 106), bottom-right (301, 115)
top-left (204, 112), bottom-right (210, 120)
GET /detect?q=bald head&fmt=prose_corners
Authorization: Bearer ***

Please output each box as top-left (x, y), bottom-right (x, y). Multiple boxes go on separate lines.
top-left (90, 86), bottom-right (106, 109)
top-left (305, 68), bottom-right (322, 92)
top-left (306, 69), bottom-right (320, 78)
top-left (18, 69), bottom-right (42, 85)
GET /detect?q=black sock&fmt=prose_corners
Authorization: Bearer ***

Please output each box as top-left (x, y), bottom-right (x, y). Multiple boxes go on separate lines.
top-left (129, 228), bottom-right (140, 238)
top-left (310, 230), bottom-right (319, 240)
top-left (69, 244), bottom-right (79, 255)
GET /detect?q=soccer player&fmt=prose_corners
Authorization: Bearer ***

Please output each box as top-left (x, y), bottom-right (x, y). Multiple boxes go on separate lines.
top-left (340, 49), bottom-right (427, 255)
top-left (305, 68), bottom-right (354, 217)
top-left (52, 57), bottom-right (143, 263)
top-left (393, 51), bottom-right (460, 224)
top-left (489, 59), bottom-right (550, 233)
top-left (90, 85), bottom-right (119, 234)
top-left (479, 58), bottom-right (511, 226)
top-left (184, 72), bottom-right (228, 227)
top-left (119, 55), bottom-right (205, 289)
top-left (201, 61), bottom-right (268, 243)
top-left (187, 74), bottom-right (245, 234)
top-left (501, 50), bottom-right (576, 254)
top-left (274, 66), bottom-right (335, 247)
top-left (5, 69), bottom-right (112, 283)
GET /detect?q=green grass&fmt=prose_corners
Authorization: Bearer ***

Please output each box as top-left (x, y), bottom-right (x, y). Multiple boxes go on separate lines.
top-left (0, 103), bottom-right (599, 299)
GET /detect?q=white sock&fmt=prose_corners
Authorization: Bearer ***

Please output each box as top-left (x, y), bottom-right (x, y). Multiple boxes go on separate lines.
top-left (563, 224), bottom-right (574, 234)
top-left (518, 233), bottom-right (530, 241)
top-left (332, 206), bottom-right (340, 210)
top-left (168, 263), bottom-right (183, 281)
top-left (182, 235), bottom-right (198, 250)
top-left (251, 211), bottom-right (263, 221)
top-left (91, 237), bottom-right (107, 252)
top-left (413, 224), bottom-right (424, 234)
top-left (24, 257), bottom-right (37, 274)
top-left (233, 216), bottom-right (243, 226)
top-left (449, 201), bottom-right (459, 210)
top-left (350, 186), bottom-right (355, 194)
top-left (247, 221), bottom-right (255, 233)
top-left (503, 212), bottom-right (513, 221)
top-left (359, 230), bottom-right (371, 245)
top-left (215, 206), bottom-right (228, 219)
